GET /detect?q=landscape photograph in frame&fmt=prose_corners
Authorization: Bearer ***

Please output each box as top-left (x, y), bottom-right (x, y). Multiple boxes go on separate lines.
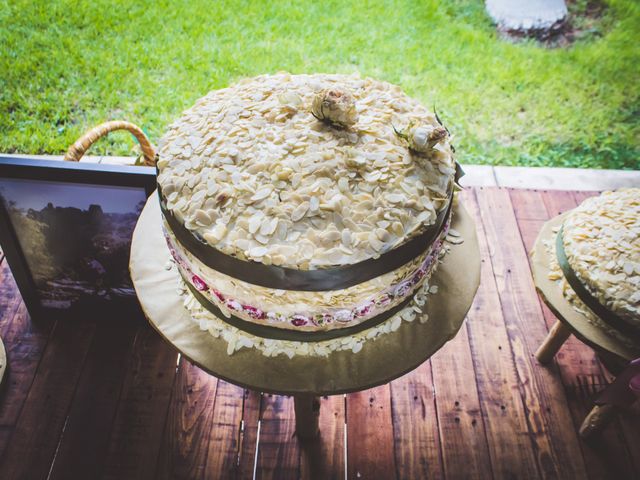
top-left (0, 178), bottom-right (147, 311)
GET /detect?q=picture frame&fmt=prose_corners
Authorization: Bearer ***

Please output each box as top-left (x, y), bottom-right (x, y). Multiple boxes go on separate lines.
top-left (0, 156), bottom-right (157, 320)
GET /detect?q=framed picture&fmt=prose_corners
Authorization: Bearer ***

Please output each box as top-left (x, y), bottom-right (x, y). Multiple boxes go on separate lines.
top-left (0, 156), bottom-right (157, 320)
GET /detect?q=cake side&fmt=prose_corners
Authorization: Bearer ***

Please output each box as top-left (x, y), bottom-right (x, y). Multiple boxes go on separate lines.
top-left (181, 254), bottom-right (443, 357)
top-left (163, 211), bottom-right (451, 332)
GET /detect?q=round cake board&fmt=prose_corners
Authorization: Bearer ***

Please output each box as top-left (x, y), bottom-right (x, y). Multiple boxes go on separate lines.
top-left (531, 214), bottom-right (640, 362)
top-left (130, 194), bottom-right (481, 395)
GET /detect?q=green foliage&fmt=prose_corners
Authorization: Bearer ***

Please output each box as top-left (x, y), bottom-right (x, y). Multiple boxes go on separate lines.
top-left (1, 0), bottom-right (638, 169)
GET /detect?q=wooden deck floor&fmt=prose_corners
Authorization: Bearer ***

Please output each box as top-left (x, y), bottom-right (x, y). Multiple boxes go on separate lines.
top-left (0, 187), bottom-right (638, 480)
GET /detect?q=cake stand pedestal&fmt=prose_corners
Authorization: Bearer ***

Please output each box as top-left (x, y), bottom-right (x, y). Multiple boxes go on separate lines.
top-left (531, 214), bottom-right (640, 439)
top-left (130, 194), bottom-right (481, 438)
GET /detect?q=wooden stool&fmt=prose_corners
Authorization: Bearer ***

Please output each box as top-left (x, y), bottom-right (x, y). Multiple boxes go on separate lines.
top-left (579, 359), bottom-right (640, 439)
top-left (530, 213), bottom-right (640, 439)
top-left (535, 320), bottom-right (572, 364)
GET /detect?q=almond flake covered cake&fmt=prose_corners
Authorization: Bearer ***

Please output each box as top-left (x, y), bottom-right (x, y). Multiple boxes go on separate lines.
top-left (546, 188), bottom-right (640, 345)
top-left (156, 73), bottom-right (461, 354)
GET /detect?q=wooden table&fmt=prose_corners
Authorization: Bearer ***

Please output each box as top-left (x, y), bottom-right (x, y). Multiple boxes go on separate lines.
top-left (0, 188), bottom-right (639, 480)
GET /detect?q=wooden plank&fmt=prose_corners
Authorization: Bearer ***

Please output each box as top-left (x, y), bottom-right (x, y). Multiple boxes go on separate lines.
top-left (47, 315), bottom-right (140, 480)
top-left (514, 189), bottom-right (637, 479)
top-left (299, 394), bottom-right (345, 480)
top-left (507, 188), bottom-right (550, 221)
top-left (462, 189), bottom-right (541, 479)
top-left (156, 357), bottom-right (219, 480)
top-left (0, 262), bottom-right (55, 421)
top-left (204, 380), bottom-right (244, 479)
top-left (507, 188), bottom-right (550, 253)
top-left (237, 389), bottom-right (262, 480)
top-left (572, 191), bottom-right (600, 204)
top-left (541, 190), bottom-right (579, 218)
top-left (101, 325), bottom-right (178, 480)
top-left (0, 301), bottom-right (55, 459)
top-left (390, 362), bottom-right (443, 479)
top-left (346, 385), bottom-right (396, 479)
top-left (255, 393), bottom-right (300, 479)
top-left (430, 313), bottom-right (494, 480)
top-left (0, 317), bottom-right (96, 480)
top-left (477, 187), bottom-right (588, 479)
top-left (517, 218), bottom-right (546, 256)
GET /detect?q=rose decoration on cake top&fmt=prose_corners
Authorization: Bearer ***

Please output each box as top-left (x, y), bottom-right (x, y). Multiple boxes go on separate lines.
top-left (311, 87), bottom-right (359, 129)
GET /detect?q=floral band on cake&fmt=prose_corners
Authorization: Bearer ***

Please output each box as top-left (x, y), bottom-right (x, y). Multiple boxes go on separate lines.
top-left (164, 216), bottom-right (450, 335)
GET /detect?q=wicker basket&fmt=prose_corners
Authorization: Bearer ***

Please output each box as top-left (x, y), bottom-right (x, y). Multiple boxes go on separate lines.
top-left (64, 120), bottom-right (156, 166)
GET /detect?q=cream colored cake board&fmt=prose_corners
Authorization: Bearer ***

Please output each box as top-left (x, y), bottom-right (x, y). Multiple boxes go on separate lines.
top-left (130, 194), bottom-right (481, 395)
top-left (531, 214), bottom-right (640, 361)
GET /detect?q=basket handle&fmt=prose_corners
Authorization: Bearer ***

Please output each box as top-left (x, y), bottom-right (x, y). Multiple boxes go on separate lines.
top-left (64, 120), bottom-right (156, 166)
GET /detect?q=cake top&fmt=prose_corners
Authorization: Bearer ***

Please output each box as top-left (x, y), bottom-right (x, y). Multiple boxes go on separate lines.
top-left (562, 188), bottom-right (640, 324)
top-left (157, 73), bottom-right (456, 269)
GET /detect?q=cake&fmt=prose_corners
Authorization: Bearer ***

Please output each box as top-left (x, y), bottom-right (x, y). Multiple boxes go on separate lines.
top-left (156, 73), bottom-right (462, 356)
top-left (547, 188), bottom-right (640, 345)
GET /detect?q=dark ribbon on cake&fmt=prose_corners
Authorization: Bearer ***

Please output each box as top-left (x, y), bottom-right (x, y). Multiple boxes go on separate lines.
top-left (454, 162), bottom-right (465, 188)
top-left (157, 163), bottom-right (462, 291)
top-left (185, 279), bottom-right (416, 342)
top-left (556, 227), bottom-right (640, 337)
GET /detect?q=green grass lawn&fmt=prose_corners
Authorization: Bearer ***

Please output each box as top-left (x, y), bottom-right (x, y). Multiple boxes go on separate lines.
top-left (1, 0), bottom-right (638, 169)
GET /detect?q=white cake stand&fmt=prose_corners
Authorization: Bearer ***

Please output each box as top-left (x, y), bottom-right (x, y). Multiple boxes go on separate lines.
top-left (130, 194), bottom-right (481, 437)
